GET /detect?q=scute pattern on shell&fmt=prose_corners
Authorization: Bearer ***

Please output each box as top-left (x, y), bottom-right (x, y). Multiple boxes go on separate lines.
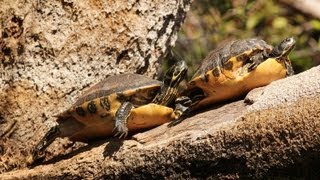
top-left (193, 38), bottom-right (272, 78)
top-left (73, 74), bottom-right (162, 107)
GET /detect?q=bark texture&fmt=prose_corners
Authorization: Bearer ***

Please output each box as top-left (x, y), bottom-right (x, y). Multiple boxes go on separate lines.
top-left (0, 0), bottom-right (191, 173)
top-left (1, 66), bottom-right (320, 179)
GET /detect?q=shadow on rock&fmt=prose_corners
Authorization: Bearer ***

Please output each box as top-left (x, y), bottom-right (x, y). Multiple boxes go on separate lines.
top-left (168, 99), bottom-right (238, 127)
top-left (103, 138), bottom-right (124, 157)
top-left (31, 138), bottom-right (113, 167)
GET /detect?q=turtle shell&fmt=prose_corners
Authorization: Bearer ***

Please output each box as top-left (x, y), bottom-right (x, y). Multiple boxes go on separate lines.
top-left (56, 74), bottom-right (176, 142)
top-left (192, 38), bottom-right (272, 80)
top-left (185, 38), bottom-right (290, 109)
top-left (73, 73), bottom-right (161, 107)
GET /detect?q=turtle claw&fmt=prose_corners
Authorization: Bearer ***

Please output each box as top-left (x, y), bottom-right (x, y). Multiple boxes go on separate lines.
top-left (113, 131), bottom-right (120, 137)
top-left (248, 62), bottom-right (257, 72)
top-left (113, 124), bottom-right (128, 139)
top-left (168, 118), bottom-right (184, 127)
top-left (113, 131), bottom-right (128, 139)
top-left (119, 131), bottom-right (128, 139)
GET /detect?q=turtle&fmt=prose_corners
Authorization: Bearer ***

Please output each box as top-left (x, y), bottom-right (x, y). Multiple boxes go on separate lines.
top-left (174, 37), bottom-right (296, 118)
top-left (31, 60), bottom-right (187, 162)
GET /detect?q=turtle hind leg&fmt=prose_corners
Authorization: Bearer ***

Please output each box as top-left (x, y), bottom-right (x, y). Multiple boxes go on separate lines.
top-left (247, 52), bottom-right (266, 72)
top-left (32, 125), bottom-right (61, 163)
top-left (114, 102), bottom-right (134, 139)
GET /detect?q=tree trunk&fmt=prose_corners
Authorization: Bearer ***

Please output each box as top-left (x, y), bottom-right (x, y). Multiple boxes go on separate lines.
top-left (0, 0), bottom-right (191, 174)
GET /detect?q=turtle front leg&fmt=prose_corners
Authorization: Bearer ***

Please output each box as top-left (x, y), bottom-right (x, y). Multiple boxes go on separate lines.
top-left (284, 60), bottom-right (294, 76)
top-left (168, 96), bottom-right (193, 127)
top-left (32, 125), bottom-right (61, 163)
top-left (173, 96), bottom-right (192, 118)
top-left (247, 51), bottom-right (266, 72)
top-left (114, 101), bottom-right (134, 138)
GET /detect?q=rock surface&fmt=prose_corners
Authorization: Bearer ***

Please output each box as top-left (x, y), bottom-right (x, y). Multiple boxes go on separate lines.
top-left (0, 0), bottom-right (191, 173)
top-left (1, 65), bottom-right (320, 178)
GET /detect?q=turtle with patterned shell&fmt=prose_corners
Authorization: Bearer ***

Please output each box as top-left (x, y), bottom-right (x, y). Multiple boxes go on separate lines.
top-left (174, 37), bottom-right (296, 119)
top-left (32, 61), bottom-right (187, 162)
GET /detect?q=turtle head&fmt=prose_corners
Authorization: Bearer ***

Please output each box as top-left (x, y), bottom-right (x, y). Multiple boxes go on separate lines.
top-left (270, 37), bottom-right (296, 58)
top-left (163, 60), bottom-right (188, 88)
top-left (152, 60), bottom-right (187, 105)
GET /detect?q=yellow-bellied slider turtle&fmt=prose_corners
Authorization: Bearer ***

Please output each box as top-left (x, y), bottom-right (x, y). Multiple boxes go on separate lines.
top-left (175, 37), bottom-right (295, 117)
top-left (32, 61), bottom-right (187, 162)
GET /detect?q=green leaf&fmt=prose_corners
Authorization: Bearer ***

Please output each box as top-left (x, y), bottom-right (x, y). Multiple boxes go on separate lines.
top-left (272, 17), bottom-right (288, 29)
top-left (246, 15), bottom-right (260, 30)
top-left (310, 20), bottom-right (320, 30)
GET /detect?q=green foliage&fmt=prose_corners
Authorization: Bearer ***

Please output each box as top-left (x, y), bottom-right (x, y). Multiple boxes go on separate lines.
top-left (173, 0), bottom-right (319, 79)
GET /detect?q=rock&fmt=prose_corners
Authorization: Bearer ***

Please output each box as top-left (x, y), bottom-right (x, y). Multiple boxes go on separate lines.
top-left (1, 66), bottom-right (319, 178)
top-left (246, 66), bottom-right (320, 112)
top-left (244, 86), bottom-right (265, 105)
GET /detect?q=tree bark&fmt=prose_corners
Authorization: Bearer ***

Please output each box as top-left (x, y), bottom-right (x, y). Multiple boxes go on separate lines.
top-left (0, 0), bottom-right (191, 174)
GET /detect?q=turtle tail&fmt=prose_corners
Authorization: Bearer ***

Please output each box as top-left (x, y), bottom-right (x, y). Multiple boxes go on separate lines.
top-left (32, 125), bottom-right (61, 163)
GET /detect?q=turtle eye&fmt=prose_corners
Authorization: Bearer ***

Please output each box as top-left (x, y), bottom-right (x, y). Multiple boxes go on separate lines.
top-left (173, 68), bottom-right (180, 77)
top-left (281, 37), bottom-right (295, 50)
top-left (174, 61), bottom-right (187, 77)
